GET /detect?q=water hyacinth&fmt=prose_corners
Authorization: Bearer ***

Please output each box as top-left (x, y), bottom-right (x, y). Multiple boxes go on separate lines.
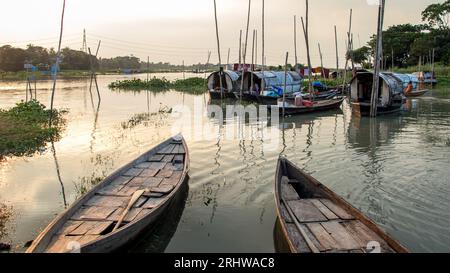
top-left (108, 77), bottom-right (206, 94)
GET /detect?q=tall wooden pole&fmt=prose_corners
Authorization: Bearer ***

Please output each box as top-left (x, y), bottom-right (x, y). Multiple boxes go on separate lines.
top-left (213, 0), bottom-right (223, 98)
top-left (205, 51), bottom-right (211, 80)
top-left (227, 48), bottom-right (231, 68)
top-left (431, 48), bottom-right (435, 88)
top-left (239, 30), bottom-right (242, 64)
top-left (49, 0), bottom-right (66, 127)
top-left (261, 0), bottom-right (265, 90)
top-left (251, 29), bottom-right (255, 92)
top-left (318, 43), bottom-right (324, 78)
top-left (255, 30), bottom-right (258, 69)
top-left (301, 0), bottom-right (313, 100)
top-left (334, 25), bottom-right (339, 75)
top-left (370, 0), bottom-right (385, 117)
top-left (294, 15), bottom-right (298, 70)
top-left (391, 48), bottom-right (394, 71)
top-left (283, 52), bottom-right (289, 117)
top-left (243, 0), bottom-right (252, 64)
top-left (342, 9), bottom-right (353, 87)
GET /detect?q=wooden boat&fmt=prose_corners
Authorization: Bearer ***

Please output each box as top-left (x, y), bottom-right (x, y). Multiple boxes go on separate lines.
top-left (274, 157), bottom-right (409, 253)
top-left (27, 135), bottom-right (189, 253)
top-left (257, 90), bottom-right (340, 105)
top-left (270, 97), bottom-right (344, 116)
top-left (405, 89), bottom-right (429, 97)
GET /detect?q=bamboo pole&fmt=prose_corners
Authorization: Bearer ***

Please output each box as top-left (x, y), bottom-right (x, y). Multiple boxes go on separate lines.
top-left (213, 0), bottom-right (223, 98)
top-left (370, 0), bottom-right (385, 117)
top-left (205, 51), bottom-right (211, 80)
top-left (431, 48), bottom-right (435, 88)
top-left (241, 0), bottom-right (252, 99)
top-left (283, 52), bottom-right (289, 117)
top-left (49, 0), bottom-right (66, 127)
top-left (261, 0), bottom-right (265, 90)
top-left (391, 48), bottom-right (394, 71)
top-left (318, 43), bottom-right (324, 78)
top-left (301, 1), bottom-right (313, 100)
top-left (294, 15), bottom-right (298, 70)
top-left (251, 29), bottom-right (256, 92)
top-left (239, 30), bottom-right (242, 64)
top-left (334, 25), bottom-right (339, 75)
top-left (255, 30), bottom-right (258, 70)
top-left (342, 9), bottom-right (353, 88)
top-left (227, 48), bottom-right (231, 68)
top-left (88, 47), bottom-right (101, 102)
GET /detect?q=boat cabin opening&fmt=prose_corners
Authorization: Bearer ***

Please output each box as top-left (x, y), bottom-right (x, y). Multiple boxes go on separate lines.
top-left (207, 71), bottom-right (239, 92)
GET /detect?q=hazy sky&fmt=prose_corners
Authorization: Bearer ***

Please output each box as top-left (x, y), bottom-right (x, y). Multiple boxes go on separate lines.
top-left (0, 0), bottom-right (444, 66)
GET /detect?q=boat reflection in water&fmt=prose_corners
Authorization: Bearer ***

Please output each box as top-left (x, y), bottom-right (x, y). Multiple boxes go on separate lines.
top-left (129, 182), bottom-right (189, 253)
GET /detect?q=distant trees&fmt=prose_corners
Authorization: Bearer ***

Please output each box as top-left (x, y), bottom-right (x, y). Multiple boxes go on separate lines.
top-left (99, 56), bottom-right (141, 71)
top-left (0, 45), bottom-right (96, 72)
top-left (347, 46), bottom-right (372, 68)
top-left (352, 1), bottom-right (450, 69)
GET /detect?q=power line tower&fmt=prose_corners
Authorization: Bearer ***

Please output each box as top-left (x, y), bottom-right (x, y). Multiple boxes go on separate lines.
top-left (81, 29), bottom-right (87, 53)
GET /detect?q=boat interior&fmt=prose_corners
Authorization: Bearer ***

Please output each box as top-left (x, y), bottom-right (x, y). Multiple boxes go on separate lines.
top-left (278, 159), bottom-right (402, 253)
top-left (38, 140), bottom-right (187, 253)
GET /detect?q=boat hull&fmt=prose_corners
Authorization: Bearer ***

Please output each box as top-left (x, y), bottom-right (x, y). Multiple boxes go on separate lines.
top-left (209, 90), bottom-right (236, 100)
top-left (351, 102), bottom-right (403, 117)
top-left (405, 90), bottom-right (429, 97)
top-left (270, 98), bottom-right (344, 116)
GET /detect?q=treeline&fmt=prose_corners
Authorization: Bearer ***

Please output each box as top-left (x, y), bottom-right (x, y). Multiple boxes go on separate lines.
top-left (0, 44), bottom-right (218, 73)
top-left (0, 45), bottom-right (98, 72)
top-left (349, 0), bottom-right (450, 69)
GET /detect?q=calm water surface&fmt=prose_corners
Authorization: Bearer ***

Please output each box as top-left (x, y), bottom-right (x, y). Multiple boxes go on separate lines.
top-left (0, 73), bottom-right (449, 253)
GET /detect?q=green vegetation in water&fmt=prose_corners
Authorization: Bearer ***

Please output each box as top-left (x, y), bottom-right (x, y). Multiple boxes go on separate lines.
top-left (121, 106), bottom-right (172, 130)
top-left (0, 100), bottom-right (66, 159)
top-left (446, 138), bottom-right (450, 146)
top-left (74, 176), bottom-right (105, 198)
top-left (109, 77), bottom-right (207, 94)
top-left (0, 203), bottom-right (13, 240)
top-left (302, 78), bottom-right (344, 89)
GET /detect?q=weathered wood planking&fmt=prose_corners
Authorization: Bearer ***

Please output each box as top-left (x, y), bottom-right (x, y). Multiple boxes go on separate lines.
top-left (306, 223), bottom-right (337, 252)
top-left (287, 200), bottom-right (328, 223)
top-left (71, 206), bottom-right (117, 221)
top-left (285, 223), bottom-right (311, 253)
top-left (162, 155), bottom-right (175, 162)
top-left (281, 177), bottom-right (299, 201)
top-left (139, 169), bottom-right (160, 178)
top-left (149, 154), bottom-right (164, 162)
top-left (69, 221), bottom-right (113, 236)
top-left (310, 199), bottom-right (339, 220)
top-left (123, 168), bottom-right (143, 177)
top-left (320, 221), bottom-right (360, 250)
top-left (342, 220), bottom-right (394, 253)
top-left (319, 199), bottom-right (355, 220)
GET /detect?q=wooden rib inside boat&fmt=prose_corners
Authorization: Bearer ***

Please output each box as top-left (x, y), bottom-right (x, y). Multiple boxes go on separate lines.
top-left (275, 157), bottom-right (408, 253)
top-left (26, 135), bottom-right (189, 253)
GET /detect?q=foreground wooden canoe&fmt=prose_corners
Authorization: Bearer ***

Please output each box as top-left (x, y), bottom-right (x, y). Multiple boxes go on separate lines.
top-left (27, 135), bottom-right (189, 253)
top-left (275, 157), bottom-right (409, 253)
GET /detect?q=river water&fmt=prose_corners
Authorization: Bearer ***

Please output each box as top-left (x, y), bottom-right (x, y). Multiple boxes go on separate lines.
top-left (0, 73), bottom-right (449, 253)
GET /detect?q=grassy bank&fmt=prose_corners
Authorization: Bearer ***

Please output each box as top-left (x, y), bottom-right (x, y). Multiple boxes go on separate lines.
top-left (0, 100), bottom-right (66, 159)
top-left (109, 77), bottom-right (207, 94)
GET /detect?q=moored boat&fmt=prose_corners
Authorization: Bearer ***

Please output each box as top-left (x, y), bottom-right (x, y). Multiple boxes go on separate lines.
top-left (27, 135), bottom-right (189, 253)
top-left (270, 97), bottom-right (344, 116)
top-left (207, 70), bottom-right (240, 99)
top-left (350, 71), bottom-right (406, 116)
top-left (274, 157), bottom-right (409, 253)
top-left (405, 89), bottom-right (429, 97)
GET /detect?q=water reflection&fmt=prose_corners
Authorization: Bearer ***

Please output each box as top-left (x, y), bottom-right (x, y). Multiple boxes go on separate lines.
top-left (130, 182), bottom-right (189, 253)
top-left (51, 142), bottom-right (68, 208)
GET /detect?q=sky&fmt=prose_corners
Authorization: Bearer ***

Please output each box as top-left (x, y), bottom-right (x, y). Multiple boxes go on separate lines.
top-left (0, 0), bottom-right (444, 67)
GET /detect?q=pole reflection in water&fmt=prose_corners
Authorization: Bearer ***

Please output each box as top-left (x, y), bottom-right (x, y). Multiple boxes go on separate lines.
top-left (51, 142), bottom-right (68, 208)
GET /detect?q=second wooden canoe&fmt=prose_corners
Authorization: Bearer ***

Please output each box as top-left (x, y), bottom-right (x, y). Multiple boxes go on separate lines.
top-left (27, 134), bottom-right (189, 253)
top-left (275, 157), bottom-right (409, 253)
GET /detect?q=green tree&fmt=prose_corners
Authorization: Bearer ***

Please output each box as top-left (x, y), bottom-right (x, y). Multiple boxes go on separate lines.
top-left (0, 45), bottom-right (27, 72)
top-left (348, 46), bottom-right (372, 67)
top-left (422, 0), bottom-right (450, 30)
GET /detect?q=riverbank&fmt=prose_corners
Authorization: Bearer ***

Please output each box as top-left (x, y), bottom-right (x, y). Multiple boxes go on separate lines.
top-left (0, 100), bottom-right (66, 160)
top-left (0, 70), bottom-right (213, 81)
